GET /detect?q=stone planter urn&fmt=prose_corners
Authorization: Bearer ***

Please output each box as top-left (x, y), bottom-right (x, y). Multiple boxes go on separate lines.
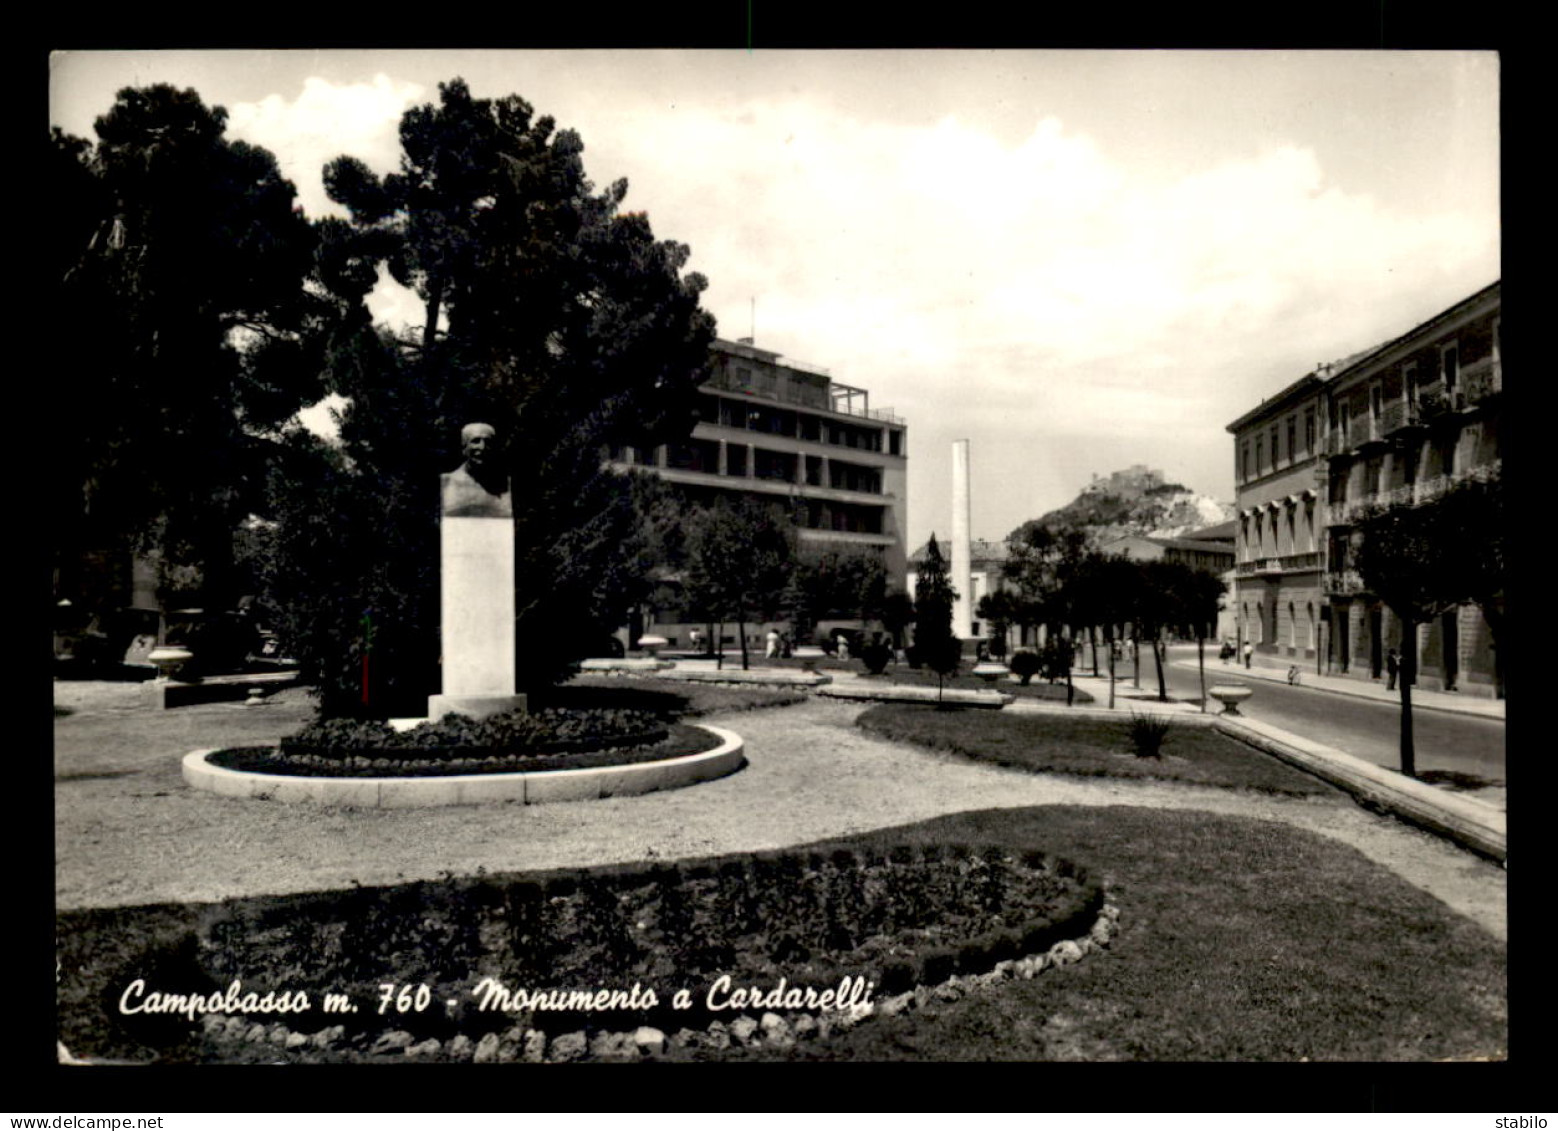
top-left (635, 634), bottom-right (669, 659)
top-left (1207, 683), bottom-right (1254, 715)
top-left (147, 645), bottom-right (194, 682)
top-left (792, 645), bottom-right (826, 673)
top-left (972, 661), bottom-right (1010, 684)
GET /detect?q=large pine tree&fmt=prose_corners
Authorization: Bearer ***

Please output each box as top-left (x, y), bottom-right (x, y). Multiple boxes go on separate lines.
top-left (267, 79), bottom-right (716, 714)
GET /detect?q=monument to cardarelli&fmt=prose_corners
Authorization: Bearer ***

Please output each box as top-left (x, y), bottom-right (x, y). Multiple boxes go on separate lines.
top-left (427, 423), bottom-right (527, 720)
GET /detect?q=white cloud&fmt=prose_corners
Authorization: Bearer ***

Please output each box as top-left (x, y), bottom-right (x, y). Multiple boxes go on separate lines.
top-left (226, 74), bottom-right (424, 218)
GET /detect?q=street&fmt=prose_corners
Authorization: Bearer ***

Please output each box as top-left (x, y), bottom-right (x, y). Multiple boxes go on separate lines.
top-left (1091, 644), bottom-right (1506, 788)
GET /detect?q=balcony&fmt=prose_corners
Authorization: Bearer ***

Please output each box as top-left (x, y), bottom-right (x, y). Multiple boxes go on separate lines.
top-left (1460, 356), bottom-right (1502, 409)
top-left (1378, 399), bottom-right (1423, 436)
top-left (1346, 415), bottom-right (1380, 450)
top-left (1235, 551), bottom-right (1323, 577)
top-left (1323, 569), bottom-right (1366, 597)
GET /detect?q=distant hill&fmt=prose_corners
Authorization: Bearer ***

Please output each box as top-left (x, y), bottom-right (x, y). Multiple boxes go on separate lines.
top-left (1010, 465), bottom-right (1235, 546)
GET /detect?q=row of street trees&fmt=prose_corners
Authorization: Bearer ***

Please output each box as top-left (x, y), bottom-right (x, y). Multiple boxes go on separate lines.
top-left (983, 524), bottom-right (1226, 710)
top-left (668, 495), bottom-right (914, 671)
top-left (55, 79), bottom-right (722, 716)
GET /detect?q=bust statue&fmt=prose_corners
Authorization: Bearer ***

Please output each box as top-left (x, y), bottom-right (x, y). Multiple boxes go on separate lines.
top-left (441, 422), bottom-right (512, 518)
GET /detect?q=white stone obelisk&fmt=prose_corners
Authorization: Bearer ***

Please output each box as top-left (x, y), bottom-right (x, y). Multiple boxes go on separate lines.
top-left (427, 424), bottom-right (527, 721)
top-left (952, 438), bottom-right (973, 640)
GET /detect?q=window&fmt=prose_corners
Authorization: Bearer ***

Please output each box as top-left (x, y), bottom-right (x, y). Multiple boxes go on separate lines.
top-left (1304, 408), bottom-right (1315, 454)
top-left (1370, 385), bottom-right (1382, 421)
top-left (1241, 441), bottom-right (1250, 481)
top-left (1441, 342), bottom-right (1459, 389)
top-left (1256, 435), bottom-right (1264, 472)
top-left (1287, 416), bottom-right (1297, 462)
top-left (1403, 361), bottom-right (1418, 403)
top-left (1270, 426), bottom-right (1280, 464)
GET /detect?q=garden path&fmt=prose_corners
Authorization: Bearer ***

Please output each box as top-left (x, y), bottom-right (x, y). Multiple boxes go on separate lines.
top-left (54, 692), bottom-right (1505, 942)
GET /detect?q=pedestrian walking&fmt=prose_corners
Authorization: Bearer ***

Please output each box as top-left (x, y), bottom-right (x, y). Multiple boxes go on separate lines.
top-left (1242, 641), bottom-right (1253, 669)
top-left (765, 627), bottom-right (780, 659)
top-left (689, 627), bottom-right (703, 655)
top-left (1386, 647), bottom-right (1399, 691)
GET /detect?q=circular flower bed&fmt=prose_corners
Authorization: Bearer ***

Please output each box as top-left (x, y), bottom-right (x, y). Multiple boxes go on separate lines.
top-left (93, 842), bottom-right (1103, 1062)
top-left (207, 707), bottom-right (725, 778)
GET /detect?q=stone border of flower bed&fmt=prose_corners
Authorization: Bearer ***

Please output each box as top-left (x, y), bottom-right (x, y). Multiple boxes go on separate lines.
top-left (176, 899), bottom-right (1121, 1063)
top-left (181, 724), bottom-right (743, 808)
top-left (660, 668), bottom-right (833, 688)
top-left (818, 683), bottom-right (1013, 708)
top-left (578, 658), bottom-right (676, 674)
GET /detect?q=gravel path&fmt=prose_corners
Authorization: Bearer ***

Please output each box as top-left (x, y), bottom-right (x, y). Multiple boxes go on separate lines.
top-left (54, 689), bottom-right (1506, 941)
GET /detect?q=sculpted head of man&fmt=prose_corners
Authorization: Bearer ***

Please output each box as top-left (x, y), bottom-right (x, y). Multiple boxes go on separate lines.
top-left (460, 423), bottom-right (497, 474)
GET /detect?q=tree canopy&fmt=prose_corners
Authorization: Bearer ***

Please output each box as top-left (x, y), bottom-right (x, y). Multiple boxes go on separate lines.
top-left (259, 78), bottom-right (716, 711)
top-left (54, 86), bottom-right (324, 614)
top-left (682, 497), bottom-right (795, 668)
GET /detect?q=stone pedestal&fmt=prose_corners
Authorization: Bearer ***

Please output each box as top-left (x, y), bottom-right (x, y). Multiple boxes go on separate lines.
top-left (428, 516), bottom-right (526, 721)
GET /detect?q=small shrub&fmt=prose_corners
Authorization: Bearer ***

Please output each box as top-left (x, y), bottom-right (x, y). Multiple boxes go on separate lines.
top-left (1009, 650), bottom-right (1042, 685)
top-left (1126, 712), bottom-right (1174, 759)
top-left (858, 640), bottom-right (893, 675)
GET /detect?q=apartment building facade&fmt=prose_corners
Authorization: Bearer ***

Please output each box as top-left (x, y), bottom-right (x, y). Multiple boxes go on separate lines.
top-left (1321, 281), bottom-right (1501, 696)
top-left (609, 337), bottom-right (909, 645)
top-left (1228, 372), bottom-right (1331, 666)
top-left (1227, 280), bottom-right (1502, 696)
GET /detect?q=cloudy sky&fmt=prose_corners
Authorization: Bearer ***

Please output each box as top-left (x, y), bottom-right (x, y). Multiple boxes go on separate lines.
top-left (50, 49), bottom-right (1499, 551)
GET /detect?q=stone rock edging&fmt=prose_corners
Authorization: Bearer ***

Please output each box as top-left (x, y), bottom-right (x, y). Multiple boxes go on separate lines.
top-left (192, 900), bottom-right (1121, 1062)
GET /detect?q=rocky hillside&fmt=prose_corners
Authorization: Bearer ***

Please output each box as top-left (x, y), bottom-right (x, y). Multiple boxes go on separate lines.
top-left (1010, 465), bottom-right (1234, 545)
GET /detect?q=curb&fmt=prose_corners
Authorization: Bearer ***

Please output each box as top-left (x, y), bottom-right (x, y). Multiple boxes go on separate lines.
top-left (1212, 715), bottom-right (1506, 865)
top-left (1169, 659), bottom-right (1504, 722)
top-left (181, 724), bottom-right (744, 808)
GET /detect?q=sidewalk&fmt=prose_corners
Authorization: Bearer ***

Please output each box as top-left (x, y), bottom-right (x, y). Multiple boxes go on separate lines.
top-left (1172, 650), bottom-right (1505, 721)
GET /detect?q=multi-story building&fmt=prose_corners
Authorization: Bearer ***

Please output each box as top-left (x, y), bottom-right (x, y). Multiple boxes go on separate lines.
top-left (1320, 281), bottom-right (1501, 696)
top-left (1227, 280), bottom-right (1502, 696)
top-left (610, 337), bottom-right (909, 646)
top-left (1227, 368), bottom-right (1333, 666)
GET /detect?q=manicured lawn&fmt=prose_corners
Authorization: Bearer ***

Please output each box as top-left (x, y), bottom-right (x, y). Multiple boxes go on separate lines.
top-left (680, 807), bottom-right (1507, 1062)
top-left (857, 704), bottom-right (1336, 796)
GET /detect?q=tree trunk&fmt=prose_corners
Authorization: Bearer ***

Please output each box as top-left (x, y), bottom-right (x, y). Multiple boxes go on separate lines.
top-left (1153, 632), bottom-right (1168, 702)
top-left (1399, 619), bottom-right (1418, 777)
top-left (1064, 628), bottom-right (1075, 706)
top-left (737, 608), bottom-right (750, 670)
top-left (716, 620), bottom-right (724, 670)
top-left (1089, 624), bottom-right (1099, 677)
top-left (1106, 629), bottom-right (1116, 710)
top-left (1132, 635), bottom-right (1141, 689)
top-left (422, 277), bottom-right (444, 356)
top-left (1198, 635), bottom-right (1207, 713)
